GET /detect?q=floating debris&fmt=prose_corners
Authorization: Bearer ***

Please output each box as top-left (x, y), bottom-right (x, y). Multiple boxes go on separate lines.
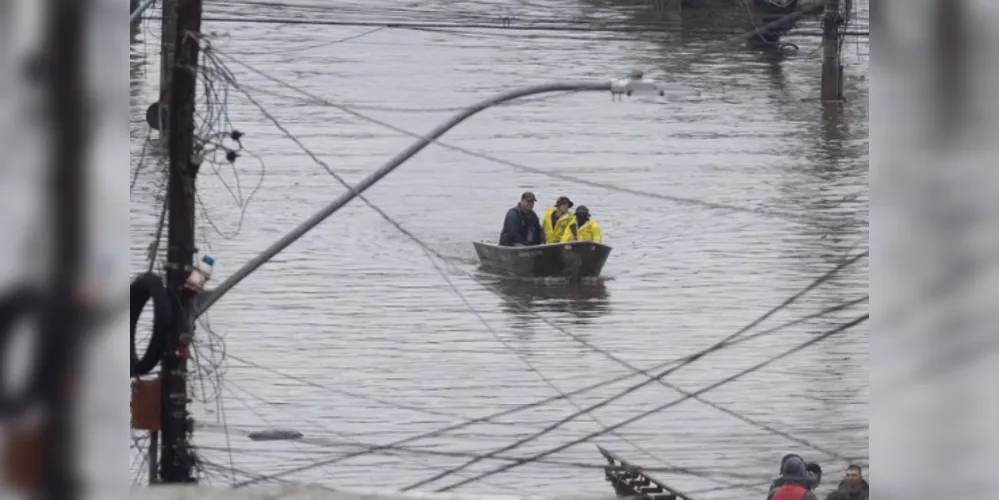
top-left (247, 429), bottom-right (304, 441)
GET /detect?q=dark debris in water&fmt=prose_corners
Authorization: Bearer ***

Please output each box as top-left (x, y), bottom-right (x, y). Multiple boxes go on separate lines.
top-left (247, 429), bottom-right (304, 441)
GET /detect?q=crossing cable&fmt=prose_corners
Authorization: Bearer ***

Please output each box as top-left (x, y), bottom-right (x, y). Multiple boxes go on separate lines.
top-left (207, 47), bottom-right (865, 467)
top-left (225, 352), bottom-right (523, 429)
top-left (231, 293), bottom-right (867, 488)
top-left (414, 248), bottom-right (757, 493)
top-left (197, 49), bottom-right (869, 491)
top-left (208, 48), bottom-right (839, 225)
top-left (203, 49), bottom-right (735, 487)
top-left (196, 425), bottom-right (775, 481)
top-left (402, 251), bottom-right (868, 491)
top-left (165, 15), bottom-right (783, 36)
top-left (207, 46), bottom-right (868, 478)
top-left (433, 313), bottom-right (869, 492)
top-left (210, 379), bottom-right (515, 491)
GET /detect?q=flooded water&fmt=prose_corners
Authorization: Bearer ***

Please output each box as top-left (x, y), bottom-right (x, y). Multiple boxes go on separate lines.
top-left (130, 0), bottom-right (868, 498)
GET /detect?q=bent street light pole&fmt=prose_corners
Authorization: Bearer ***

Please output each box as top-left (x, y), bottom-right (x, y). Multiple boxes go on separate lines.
top-left (131, 0), bottom-right (157, 23)
top-left (194, 79), bottom-right (655, 317)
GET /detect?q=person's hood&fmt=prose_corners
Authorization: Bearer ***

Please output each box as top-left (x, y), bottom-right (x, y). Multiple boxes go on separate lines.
top-left (780, 455), bottom-right (807, 477)
top-left (780, 454), bottom-right (804, 473)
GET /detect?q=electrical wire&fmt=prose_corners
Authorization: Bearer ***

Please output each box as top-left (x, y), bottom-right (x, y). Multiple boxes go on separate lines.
top-left (201, 381), bottom-right (518, 491)
top-left (240, 26), bottom-right (387, 56)
top-left (205, 48), bottom-right (862, 471)
top-left (404, 252), bottom-right (867, 491)
top-left (194, 430), bottom-right (776, 481)
top-left (409, 247), bottom-right (750, 492)
top-left (224, 353), bottom-right (522, 429)
top-left (145, 9), bottom-right (872, 488)
top-left (178, 0), bottom-right (874, 38)
top-left (151, 14), bottom-right (869, 37)
top-left (200, 46), bottom-right (732, 490)
top-left (208, 46), bottom-right (839, 225)
top-left (201, 48), bottom-right (869, 477)
top-left (130, 128), bottom-right (153, 193)
top-left (434, 313), bottom-right (868, 491)
top-left (231, 293), bottom-right (867, 488)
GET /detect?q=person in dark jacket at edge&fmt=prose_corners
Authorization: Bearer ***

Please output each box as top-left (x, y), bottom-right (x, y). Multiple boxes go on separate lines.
top-left (805, 462), bottom-right (823, 492)
top-left (499, 192), bottom-right (543, 247)
top-left (825, 464), bottom-right (869, 500)
top-left (767, 454), bottom-right (820, 500)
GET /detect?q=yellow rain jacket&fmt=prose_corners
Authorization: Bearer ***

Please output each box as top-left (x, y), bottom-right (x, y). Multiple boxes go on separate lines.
top-left (542, 207), bottom-right (574, 244)
top-left (561, 218), bottom-right (603, 244)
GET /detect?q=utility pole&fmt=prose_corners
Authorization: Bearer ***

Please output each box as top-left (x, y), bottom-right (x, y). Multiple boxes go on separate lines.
top-left (159, 0), bottom-right (177, 147)
top-left (149, 0), bottom-right (178, 480)
top-left (821, 0), bottom-right (844, 102)
top-left (160, 0), bottom-right (203, 484)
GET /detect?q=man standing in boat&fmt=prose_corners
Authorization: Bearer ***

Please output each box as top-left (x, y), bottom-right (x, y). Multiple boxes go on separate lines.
top-left (499, 192), bottom-right (544, 247)
top-left (542, 196), bottom-right (575, 244)
top-left (561, 205), bottom-right (603, 244)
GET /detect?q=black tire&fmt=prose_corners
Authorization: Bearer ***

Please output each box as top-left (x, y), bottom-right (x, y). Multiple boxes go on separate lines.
top-left (130, 273), bottom-right (173, 377)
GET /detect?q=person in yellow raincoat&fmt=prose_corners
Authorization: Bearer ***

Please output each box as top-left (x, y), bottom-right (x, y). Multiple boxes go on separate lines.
top-left (541, 196), bottom-right (575, 244)
top-left (561, 205), bottom-right (602, 243)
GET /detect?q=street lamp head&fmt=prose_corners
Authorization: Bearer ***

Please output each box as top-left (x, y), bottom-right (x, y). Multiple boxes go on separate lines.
top-left (610, 70), bottom-right (666, 98)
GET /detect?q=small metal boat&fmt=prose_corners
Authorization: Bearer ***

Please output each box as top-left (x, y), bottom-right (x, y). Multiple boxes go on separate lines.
top-left (472, 241), bottom-right (612, 278)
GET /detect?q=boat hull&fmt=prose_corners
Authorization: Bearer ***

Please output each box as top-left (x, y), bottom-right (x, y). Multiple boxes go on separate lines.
top-left (472, 241), bottom-right (612, 278)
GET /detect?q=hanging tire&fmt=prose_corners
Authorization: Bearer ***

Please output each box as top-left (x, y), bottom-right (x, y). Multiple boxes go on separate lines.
top-left (130, 273), bottom-right (173, 377)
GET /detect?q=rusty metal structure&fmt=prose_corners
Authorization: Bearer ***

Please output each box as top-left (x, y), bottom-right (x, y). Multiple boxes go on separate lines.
top-left (597, 446), bottom-right (694, 500)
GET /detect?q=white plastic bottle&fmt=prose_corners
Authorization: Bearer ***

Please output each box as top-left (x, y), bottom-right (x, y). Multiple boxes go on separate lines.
top-left (184, 255), bottom-right (216, 292)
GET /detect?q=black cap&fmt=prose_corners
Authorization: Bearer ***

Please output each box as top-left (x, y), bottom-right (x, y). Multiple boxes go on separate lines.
top-left (521, 191), bottom-right (537, 202)
top-left (805, 462), bottom-right (822, 477)
top-left (555, 196), bottom-right (573, 208)
top-left (575, 205), bottom-right (590, 216)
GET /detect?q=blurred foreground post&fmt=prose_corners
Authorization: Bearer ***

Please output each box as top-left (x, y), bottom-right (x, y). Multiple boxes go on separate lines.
top-left (160, 0), bottom-right (203, 484)
top-left (42, 0), bottom-right (87, 497)
top-left (821, 0), bottom-right (844, 101)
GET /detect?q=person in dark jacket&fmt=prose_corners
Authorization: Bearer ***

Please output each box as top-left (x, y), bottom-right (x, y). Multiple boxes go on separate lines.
top-left (805, 462), bottom-right (822, 491)
top-left (826, 464), bottom-right (869, 500)
top-left (499, 192), bottom-right (543, 247)
top-left (767, 455), bottom-right (820, 500)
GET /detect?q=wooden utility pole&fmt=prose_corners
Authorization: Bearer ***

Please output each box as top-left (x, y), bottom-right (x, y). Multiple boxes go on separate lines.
top-left (160, 0), bottom-right (203, 484)
top-left (821, 0), bottom-right (844, 101)
top-left (158, 0), bottom-right (177, 146)
top-left (148, 0), bottom-right (178, 479)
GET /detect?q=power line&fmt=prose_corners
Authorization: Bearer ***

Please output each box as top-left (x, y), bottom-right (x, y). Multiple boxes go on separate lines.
top-left (153, 14), bottom-right (868, 37)
top-left (405, 252), bottom-right (867, 491)
top-left (201, 50), bottom-right (742, 488)
top-left (412, 249), bottom-right (754, 492)
top-left (193, 430), bottom-right (776, 481)
top-left (238, 26), bottom-right (387, 56)
top-left (230, 293), bottom-right (867, 488)
top-left (201, 57), bottom-right (869, 466)
top-left (225, 353), bottom-right (523, 429)
top-left (434, 313), bottom-right (868, 491)
top-left (206, 48), bottom-right (865, 474)
top-left (180, 18), bottom-right (868, 488)
top-left (208, 47), bottom-right (841, 225)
